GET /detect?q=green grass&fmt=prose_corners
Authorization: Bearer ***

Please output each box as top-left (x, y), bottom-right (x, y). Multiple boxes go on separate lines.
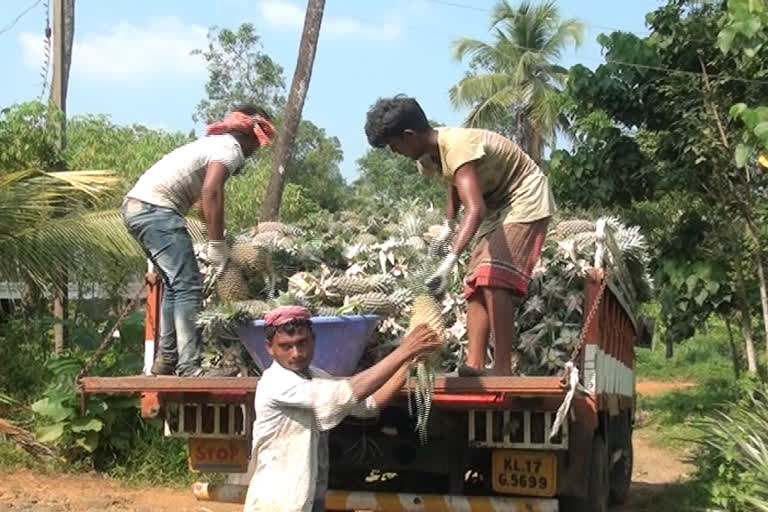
top-left (635, 319), bottom-right (737, 382)
top-left (634, 317), bottom-right (746, 451)
top-left (636, 376), bottom-right (746, 451)
top-left (103, 420), bottom-right (228, 488)
top-left (0, 437), bottom-right (61, 473)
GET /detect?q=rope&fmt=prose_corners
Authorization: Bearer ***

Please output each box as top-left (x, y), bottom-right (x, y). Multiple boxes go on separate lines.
top-left (566, 273), bottom-right (609, 368)
top-left (550, 361), bottom-right (582, 440)
top-left (76, 279), bottom-right (149, 383)
top-left (550, 273), bottom-right (609, 437)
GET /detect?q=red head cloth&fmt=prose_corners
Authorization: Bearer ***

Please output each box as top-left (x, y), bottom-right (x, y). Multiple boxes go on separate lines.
top-left (264, 305), bottom-right (312, 327)
top-left (205, 111), bottom-right (276, 148)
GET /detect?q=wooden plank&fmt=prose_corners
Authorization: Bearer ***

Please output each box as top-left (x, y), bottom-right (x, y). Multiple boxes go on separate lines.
top-left (429, 376), bottom-right (565, 395)
top-left (81, 375), bottom-right (566, 396)
top-left (80, 376), bottom-right (259, 393)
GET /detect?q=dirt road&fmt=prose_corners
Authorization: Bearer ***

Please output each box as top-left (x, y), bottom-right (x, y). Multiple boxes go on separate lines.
top-left (0, 380), bottom-right (694, 511)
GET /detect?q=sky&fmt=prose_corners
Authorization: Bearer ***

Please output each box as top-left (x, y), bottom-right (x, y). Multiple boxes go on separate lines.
top-left (0, 0), bottom-right (664, 181)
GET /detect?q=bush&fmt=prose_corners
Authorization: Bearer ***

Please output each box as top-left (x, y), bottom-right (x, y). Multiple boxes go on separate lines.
top-left (0, 315), bottom-right (53, 402)
top-left (689, 377), bottom-right (768, 510)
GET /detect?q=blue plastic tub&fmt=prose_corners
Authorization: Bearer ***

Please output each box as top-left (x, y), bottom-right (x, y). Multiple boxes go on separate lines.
top-left (237, 315), bottom-right (381, 376)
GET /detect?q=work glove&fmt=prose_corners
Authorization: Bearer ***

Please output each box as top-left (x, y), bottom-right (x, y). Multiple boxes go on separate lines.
top-left (428, 219), bottom-right (456, 259)
top-left (425, 252), bottom-right (457, 296)
top-left (207, 240), bottom-right (230, 276)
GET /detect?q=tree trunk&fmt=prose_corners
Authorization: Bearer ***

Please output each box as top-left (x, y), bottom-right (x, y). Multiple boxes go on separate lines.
top-left (665, 332), bottom-right (674, 359)
top-left (744, 220), bottom-right (768, 358)
top-left (528, 129), bottom-right (543, 166)
top-left (723, 314), bottom-right (741, 380)
top-left (259, 0), bottom-right (325, 222)
top-left (50, 0), bottom-right (75, 354)
top-left (735, 259), bottom-right (758, 373)
top-left (756, 252), bottom-right (768, 357)
top-left (52, 285), bottom-right (68, 354)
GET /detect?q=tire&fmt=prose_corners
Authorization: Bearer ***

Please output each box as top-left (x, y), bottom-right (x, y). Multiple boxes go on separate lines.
top-left (609, 433), bottom-right (633, 505)
top-left (561, 435), bottom-right (610, 512)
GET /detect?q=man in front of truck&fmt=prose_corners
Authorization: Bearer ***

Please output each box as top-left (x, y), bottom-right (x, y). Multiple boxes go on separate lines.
top-left (122, 104), bottom-right (275, 377)
top-left (364, 95), bottom-right (555, 376)
top-left (244, 305), bottom-right (440, 512)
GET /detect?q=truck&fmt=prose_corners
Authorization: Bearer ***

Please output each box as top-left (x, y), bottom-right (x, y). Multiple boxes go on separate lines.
top-left (80, 221), bottom-right (652, 512)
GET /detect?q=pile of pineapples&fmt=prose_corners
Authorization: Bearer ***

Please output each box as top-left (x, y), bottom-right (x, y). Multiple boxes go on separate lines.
top-left (191, 202), bottom-right (651, 380)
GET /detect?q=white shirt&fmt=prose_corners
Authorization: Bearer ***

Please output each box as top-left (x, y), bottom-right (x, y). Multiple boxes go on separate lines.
top-left (126, 134), bottom-right (244, 215)
top-left (244, 362), bottom-right (378, 512)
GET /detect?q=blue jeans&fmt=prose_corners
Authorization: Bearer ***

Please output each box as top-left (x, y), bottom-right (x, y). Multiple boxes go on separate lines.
top-left (121, 198), bottom-right (203, 376)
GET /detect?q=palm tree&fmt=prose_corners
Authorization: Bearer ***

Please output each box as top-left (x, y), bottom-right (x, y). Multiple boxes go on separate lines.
top-left (449, 0), bottom-right (583, 163)
top-left (0, 169), bottom-right (143, 292)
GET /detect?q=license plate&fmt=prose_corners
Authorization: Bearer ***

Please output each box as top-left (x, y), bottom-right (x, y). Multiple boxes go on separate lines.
top-left (491, 450), bottom-right (557, 497)
top-left (188, 438), bottom-right (250, 473)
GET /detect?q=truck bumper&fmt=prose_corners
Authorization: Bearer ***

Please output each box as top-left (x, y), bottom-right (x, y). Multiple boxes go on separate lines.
top-left (193, 482), bottom-right (558, 511)
top-left (326, 491), bottom-right (558, 511)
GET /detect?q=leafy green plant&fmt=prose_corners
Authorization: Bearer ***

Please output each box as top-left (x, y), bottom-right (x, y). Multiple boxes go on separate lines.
top-left (719, 1), bottom-right (768, 169)
top-left (30, 356), bottom-right (138, 455)
top-left (690, 378), bottom-right (768, 510)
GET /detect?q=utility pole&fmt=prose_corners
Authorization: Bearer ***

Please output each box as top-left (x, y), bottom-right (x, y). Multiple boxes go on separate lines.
top-left (51, 0), bottom-right (75, 354)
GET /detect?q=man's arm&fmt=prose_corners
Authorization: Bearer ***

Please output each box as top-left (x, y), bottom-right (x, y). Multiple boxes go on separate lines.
top-left (445, 185), bottom-right (460, 221)
top-left (450, 162), bottom-right (486, 256)
top-left (201, 162), bottom-right (229, 240)
top-left (348, 364), bottom-right (409, 419)
top-left (267, 325), bottom-right (439, 431)
top-left (347, 324), bottom-right (438, 402)
top-left (371, 364), bottom-right (409, 409)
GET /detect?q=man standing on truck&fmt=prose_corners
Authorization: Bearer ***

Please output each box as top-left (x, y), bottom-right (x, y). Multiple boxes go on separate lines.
top-left (364, 95), bottom-right (555, 376)
top-left (121, 105), bottom-right (275, 377)
top-left (244, 305), bottom-right (441, 512)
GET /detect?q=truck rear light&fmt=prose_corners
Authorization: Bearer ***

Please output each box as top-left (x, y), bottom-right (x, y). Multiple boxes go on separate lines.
top-left (468, 410), bottom-right (568, 450)
top-left (431, 393), bottom-right (504, 406)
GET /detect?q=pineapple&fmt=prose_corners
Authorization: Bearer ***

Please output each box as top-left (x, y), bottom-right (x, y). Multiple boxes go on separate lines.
top-left (231, 242), bottom-right (273, 277)
top-left (357, 233), bottom-right (378, 247)
top-left (407, 236), bottom-right (427, 251)
top-left (325, 275), bottom-right (372, 296)
top-left (551, 219), bottom-right (595, 240)
top-left (348, 292), bottom-right (395, 315)
top-left (256, 221), bottom-right (292, 235)
top-left (406, 294), bottom-right (446, 341)
top-left (425, 224), bottom-right (443, 241)
top-left (288, 272), bottom-right (319, 297)
top-left (185, 218), bottom-right (209, 244)
top-left (313, 305), bottom-right (342, 317)
top-left (232, 300), bottom-right (271, 318)
top-left (216, 263), bottom-right (251, 301)
top-left (366, 274), bottom-right (396, 294)
top-left (252, 231), bottom-right (281, 246)
top-left (403, 266), bottom-right (448, 445)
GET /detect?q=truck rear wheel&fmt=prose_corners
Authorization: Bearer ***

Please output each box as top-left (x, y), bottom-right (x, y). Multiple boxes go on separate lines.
top-left (609, 434), bottom-right (633, 505)
top-left (561, 435), bottom-right (609, 512)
